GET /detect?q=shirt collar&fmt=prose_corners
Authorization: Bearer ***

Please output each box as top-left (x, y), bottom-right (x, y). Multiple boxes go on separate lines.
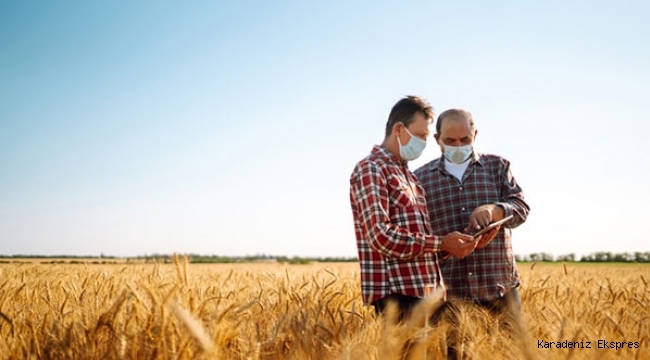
top-left (431, 151), bottom-right (483, 172)
top-left (372, 145), bottom-right (407, 165)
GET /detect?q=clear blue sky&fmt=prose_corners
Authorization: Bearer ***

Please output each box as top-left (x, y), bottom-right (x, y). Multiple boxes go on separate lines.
top-left (1, 1), bottom-right (649, 258)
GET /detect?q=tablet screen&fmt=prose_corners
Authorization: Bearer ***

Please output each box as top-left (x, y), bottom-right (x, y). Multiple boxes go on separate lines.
top-left (472, 215), bottom-right (513, 238)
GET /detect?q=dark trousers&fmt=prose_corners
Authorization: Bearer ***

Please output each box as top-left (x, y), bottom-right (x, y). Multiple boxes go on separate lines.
top-left (372, 293), bottom-right (422, 323)
top-left (475, 287), bottom-right (521, 315)
top-left (372, 288), bottom-right (521, 320)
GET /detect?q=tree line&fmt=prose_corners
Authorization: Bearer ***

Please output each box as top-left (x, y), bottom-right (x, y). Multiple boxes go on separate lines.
top-left (1, 252), bottom-right (649, 263)
top-left (516, 251), bottom-right (650, 263)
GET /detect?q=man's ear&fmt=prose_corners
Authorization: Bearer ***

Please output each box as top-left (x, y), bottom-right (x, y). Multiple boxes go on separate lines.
top-left (391, 122), bottom-right (403, 138)
top-left (434, 133), bottom-right (440, 143)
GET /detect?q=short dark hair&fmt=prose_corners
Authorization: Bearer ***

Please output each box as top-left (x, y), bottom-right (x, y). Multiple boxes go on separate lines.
top-left (384, 96), bottom-right (434, 138)
top-left (435, 108), bottom-right (475, 134)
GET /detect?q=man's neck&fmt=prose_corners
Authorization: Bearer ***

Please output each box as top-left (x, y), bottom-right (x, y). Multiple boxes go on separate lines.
top-left (381, 137), bottom-right (403, 162)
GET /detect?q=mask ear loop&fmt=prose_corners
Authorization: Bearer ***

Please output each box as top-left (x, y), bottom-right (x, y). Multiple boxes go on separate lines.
top-left (402, 125), bottom-right (414, 141)
top-left (397, 124), bottom-right (408, 147)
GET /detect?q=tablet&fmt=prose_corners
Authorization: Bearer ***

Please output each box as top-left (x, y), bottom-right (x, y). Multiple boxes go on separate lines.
top-left (472, 215), bottom-right (513, 238)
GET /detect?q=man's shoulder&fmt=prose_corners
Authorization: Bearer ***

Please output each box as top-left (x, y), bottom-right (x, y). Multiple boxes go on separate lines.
top-left (351, 152), bottom-right (387, 179)
top-left (413, 158), bottom-right (442, 178)
top-left (477, 153), bottom-right (512, 167)
top-left (353, 152), bottom-right (383, 169)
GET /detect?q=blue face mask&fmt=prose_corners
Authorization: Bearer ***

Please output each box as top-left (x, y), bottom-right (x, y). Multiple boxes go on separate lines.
top-left (443, 144), bottom-right (473, 164)
top-left (398, 127), bottom-right (427, 161)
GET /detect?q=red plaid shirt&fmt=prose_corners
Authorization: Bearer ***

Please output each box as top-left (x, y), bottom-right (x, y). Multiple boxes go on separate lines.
top-left (350, 145), bottom-right (443, 305)
top-left (414, 153), bottom-right (530, 301)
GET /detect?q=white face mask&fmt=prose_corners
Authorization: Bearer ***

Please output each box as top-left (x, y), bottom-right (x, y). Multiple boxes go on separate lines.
top-left (397, 127), bottom-right (427, 161)
top-left (443, 144), bottom-right (473, 164)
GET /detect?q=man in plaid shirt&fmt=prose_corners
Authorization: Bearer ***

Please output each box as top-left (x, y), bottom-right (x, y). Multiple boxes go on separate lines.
top-left (414, 108), bottom-right (530, 315)
top-left (350, 97), bottom-right (478, 320)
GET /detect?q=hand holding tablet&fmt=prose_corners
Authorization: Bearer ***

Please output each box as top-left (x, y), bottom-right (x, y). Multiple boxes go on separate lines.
top-left (472, 215), bottom-right (513, 239)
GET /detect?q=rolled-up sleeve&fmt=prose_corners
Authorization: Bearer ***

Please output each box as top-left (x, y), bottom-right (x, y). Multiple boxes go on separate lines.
top-left (495, 158), bottom-right (530, 228)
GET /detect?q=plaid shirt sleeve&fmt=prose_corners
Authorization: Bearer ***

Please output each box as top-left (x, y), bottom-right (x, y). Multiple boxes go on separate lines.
top-left (350, 160), bottom-right (440, 259)
top-left (494, 158), bottom-right (529, 228)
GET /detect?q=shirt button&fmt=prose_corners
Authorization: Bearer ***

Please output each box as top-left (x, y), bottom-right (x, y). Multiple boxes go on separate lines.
top-left (468, 272), bottom-right (473, 276)
top-left (461, 207), bottom-right (465, 211)
top-left (459, 186), bottom-right (463, 190)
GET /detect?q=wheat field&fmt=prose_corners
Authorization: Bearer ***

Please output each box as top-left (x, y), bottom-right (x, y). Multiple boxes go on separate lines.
top-left (0, 259), bottom-right (648, 359)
